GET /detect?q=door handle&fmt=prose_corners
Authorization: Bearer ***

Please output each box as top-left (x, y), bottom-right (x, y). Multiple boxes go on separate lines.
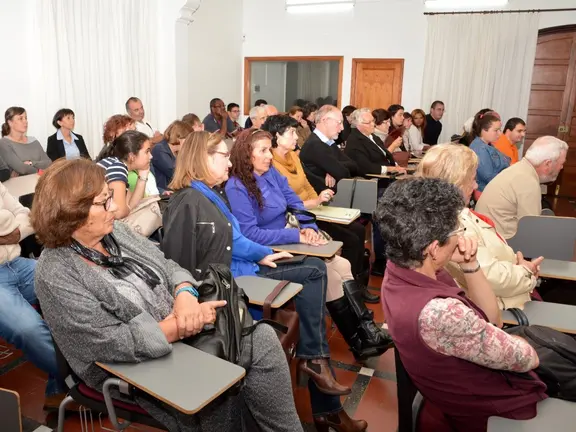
top-left (558, 125), bottom-right (569, 134)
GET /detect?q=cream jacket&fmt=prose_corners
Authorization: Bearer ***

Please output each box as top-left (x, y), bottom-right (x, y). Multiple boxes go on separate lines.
top-left (0, 182), bottom-right (34, 264)
top-left (446, 208), bottom-right (536, 310)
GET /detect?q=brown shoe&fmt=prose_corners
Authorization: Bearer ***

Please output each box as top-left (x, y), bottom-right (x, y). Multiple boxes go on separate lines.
top-left (44, 393), bottom-right (81, 412)
top-left (314, 410), bottom-right (368, 432)
top-left (296, 359), bottom-right (351, 396)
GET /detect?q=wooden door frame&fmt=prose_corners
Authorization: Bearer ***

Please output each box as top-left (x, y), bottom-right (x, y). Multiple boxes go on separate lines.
top-left (243, 56), bottom-right (344, 115)
top-left (349, 58), bottom-right (405, 107)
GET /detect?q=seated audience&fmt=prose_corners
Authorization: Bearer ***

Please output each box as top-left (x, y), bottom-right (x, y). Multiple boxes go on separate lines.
top-left (264, 114), bottom-right (386, 305)
top-left (372, 109), bottom-right (402, 153)
top-left (376, 177), bottom-right (546, 432)
top-left (96, 131), bottom-right (152, 219)
top-left (227, 102), bottom-right (242, 131)
top-left (344, 108), bottom-right (406, 277)
top-left (470, 112), bottom-right (509, 191)
top-left (46, 108), bottom-right (91, 161)
top-left (299, 105), bottom-right (358, 193)
top-left (386, 104), bottom-right (407, 152)
top-left (493, 117), bottom-right (526, 164)
top-left (244, 99), bottom-right (267, 129)
top-left (126, 97), bottom-right (163, 144)
top-left (476, 136), bottom-right (568, 239)
top-left (335, 105), bottom-right (356, 146)
top-left (423, 100), bottom-right (444, 145)
top-left (97, 114), bottom-right (136, 159)
top-left (302, 103), bottom-right (318, 132)
top-left (151, 120), bottom-right (194, 191)
top-left (288, 106), bottom-right (311, 149)
top-left (181, 113), bottom-right (205, 131)
top-left (203, 98), bottom-right (236, 136)
top-left (31, 158), bottom-right (302, 432)
top-left (161, 131), bottom-right (366, 431)
top-left (0, 181), bottom-right (61, 408)
top-left (265, 105), bottom-right (279, 117)
top-left (248, 105), bottom-right (267, 129)
top-left (0, 107), bottom-right (52, 175)
top-left (418, 144), bottom-right (542, 309)
top-left (408, 109), bottom-right (426, 152)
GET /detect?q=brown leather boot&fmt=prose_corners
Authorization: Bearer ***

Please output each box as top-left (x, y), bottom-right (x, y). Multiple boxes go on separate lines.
top-left (314, 410), bottom-right (368, 432)
top-left (296, 358), bottom-right (351, 396)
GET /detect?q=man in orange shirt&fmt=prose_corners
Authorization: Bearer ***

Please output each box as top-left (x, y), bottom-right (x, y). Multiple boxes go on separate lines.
top-left (494, 118), bottom-right (526, 164)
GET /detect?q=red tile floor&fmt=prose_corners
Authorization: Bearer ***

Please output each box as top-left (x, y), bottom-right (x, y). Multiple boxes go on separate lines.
top-left (0, 273), bottom-right (394, 432)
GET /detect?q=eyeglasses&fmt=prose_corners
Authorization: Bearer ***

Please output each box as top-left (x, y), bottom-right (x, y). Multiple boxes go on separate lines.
top-left (361, 120), bottom-right (375, 125)
top-left (448, 225), bottom-right (466, 237)
top-left (214, 150), bottom-right (231, 159)
top-left (324, 117), bottom-right (343, 125)
top-left (93, 189), bottom-right (114, 211)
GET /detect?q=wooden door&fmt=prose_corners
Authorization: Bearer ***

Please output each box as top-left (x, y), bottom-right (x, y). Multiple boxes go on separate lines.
top-left (350, 59), bottom-right (404, 110)
top-left (526, 29), bottom-right (576, 197)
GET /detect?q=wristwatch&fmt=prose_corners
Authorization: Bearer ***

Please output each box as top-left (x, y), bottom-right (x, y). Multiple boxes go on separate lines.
top-left (460, 262), bottom-right (481, 274)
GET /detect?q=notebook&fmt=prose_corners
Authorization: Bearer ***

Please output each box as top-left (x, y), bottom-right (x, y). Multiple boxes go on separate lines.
top-left (310, 206), bottom-right (361, 223)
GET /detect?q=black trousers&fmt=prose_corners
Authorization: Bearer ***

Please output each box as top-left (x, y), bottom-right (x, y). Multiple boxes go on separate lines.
top-left (317, 220), bottom-right (367, 276)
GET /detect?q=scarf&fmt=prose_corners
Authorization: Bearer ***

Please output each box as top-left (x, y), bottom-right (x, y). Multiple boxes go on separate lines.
top-left (190, 180), bottom-right (242, 234)
top-left (273, 151), bottom-right (297, 174)
top-left (70, 234), bottom-right (161, 289)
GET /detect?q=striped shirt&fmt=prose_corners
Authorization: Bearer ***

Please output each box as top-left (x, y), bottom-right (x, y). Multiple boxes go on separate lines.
top-left (97, 157), bottom-right (128, 185)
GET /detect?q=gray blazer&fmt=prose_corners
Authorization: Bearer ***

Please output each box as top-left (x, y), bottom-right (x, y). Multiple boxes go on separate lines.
top-left (35, 222), bottom-right (195, 391)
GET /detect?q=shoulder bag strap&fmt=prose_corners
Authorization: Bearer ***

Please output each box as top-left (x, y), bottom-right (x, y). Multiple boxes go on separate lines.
top-left (263, 280), bottom-right (291, 320)
top-left (349, 178), bottom-right (358, 208)
top-left (286, 207), bottom-right (317, 224)
top-left (508, 307), bottom-right (530, 326)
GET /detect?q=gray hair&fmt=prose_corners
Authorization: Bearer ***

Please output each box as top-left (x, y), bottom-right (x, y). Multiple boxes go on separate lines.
top-left (249, 106), bottom-right (265, 120)
top-left (524, 136), bottom-right (568, 166)
top-left (349, 108), bottom-right (373, 128)
top-left (314, 105), bottom-right (339, 124)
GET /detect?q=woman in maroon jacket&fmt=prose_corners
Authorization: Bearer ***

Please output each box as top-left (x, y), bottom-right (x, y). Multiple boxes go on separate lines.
top-left (374, 177), bottom-right (546, 432)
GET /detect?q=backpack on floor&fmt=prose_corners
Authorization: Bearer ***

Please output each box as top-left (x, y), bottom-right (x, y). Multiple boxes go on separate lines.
top-left (507, 309), bottom-right (576, 401)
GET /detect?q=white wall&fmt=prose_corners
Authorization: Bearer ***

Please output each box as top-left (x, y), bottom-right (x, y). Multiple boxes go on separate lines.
top-left (242, 0), bottom-right (576, 112)
top-left (185, 0), bottom-right (243, 119)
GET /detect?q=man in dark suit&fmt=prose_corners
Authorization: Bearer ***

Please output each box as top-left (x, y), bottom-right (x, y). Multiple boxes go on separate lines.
top-left (299, 105), bottom-right (358, 193)
top-left (344, 108), bottom-right (407, 279)
top-left (423, 100), bottom-right (444, 145)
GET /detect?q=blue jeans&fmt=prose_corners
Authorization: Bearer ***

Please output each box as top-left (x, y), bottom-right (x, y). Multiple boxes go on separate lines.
top-left (0, 257), bottom-right (60, 395)
top-left (258, 257), bottom-right (342, 416)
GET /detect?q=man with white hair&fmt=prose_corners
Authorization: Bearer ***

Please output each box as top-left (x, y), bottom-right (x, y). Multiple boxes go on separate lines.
top-left (248, 106), bottom-right (267, 129)
top-left (476, 136), bottom-right (568, 239)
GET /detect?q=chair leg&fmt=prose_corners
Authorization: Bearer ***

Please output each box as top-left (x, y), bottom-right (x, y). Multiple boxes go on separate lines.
top-left (102, 378), bottom-right (132, 431)
top-left (412, 392), bottom-right (424, 432)
top-left (57, 395), bottom-right (75, 432)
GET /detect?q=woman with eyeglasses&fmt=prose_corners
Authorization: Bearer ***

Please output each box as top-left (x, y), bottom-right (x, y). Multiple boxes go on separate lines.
top-left (417, 144), bottom-right (542, 310)
top-left (375, 177), bottom-right (545, 432)
top-left (161, 130), bottom-right (366, 432)
top-left (31, 158), bottom-right (302, 432)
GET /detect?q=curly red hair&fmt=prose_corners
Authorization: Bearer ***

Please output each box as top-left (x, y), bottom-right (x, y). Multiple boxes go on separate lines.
top-left (102, 114), bottom-right (135, 144)
top-left (229, 128), bottom-right (272, 208)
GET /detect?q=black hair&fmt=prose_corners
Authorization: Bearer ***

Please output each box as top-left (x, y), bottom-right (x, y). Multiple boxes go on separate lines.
top-left (342, 105), bottom-right (357, 118)
top-left (96, 130), bottom-right (149, 162)
top-left (374, 177), bottom-right (464, 268)
top-left (125, 97), bottom-right (141, 111)
top-left (431, 100), bottom-right (444, 109)
top-left (210, 98), bottom-right (223, 108)
top-left (504, 117), bottom-right (526, 134)
top-left (52, 108), bottom-right (75, 129)
top-left (261, 115), bottom-right (298, 148)
top-left (254, 99), bottom-right (267, 106)
top-left (302, 103), bottom-right (318, 121)
top-left (2, 106), bottom-right (26, 137)
top-left (372, 109), bottom-right (391, 126)
top-left (227, 103), bottom-right (240, 111)
top-left (388, 104), bottom-right (404, 117)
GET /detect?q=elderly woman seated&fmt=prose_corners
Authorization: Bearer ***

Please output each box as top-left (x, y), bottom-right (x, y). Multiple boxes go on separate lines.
top-left (375, 177), bottom-right (546, 432)
top-left (417, 144), bottom-right (543, 309)
top-left (31, 159), bottom-right (303, 432)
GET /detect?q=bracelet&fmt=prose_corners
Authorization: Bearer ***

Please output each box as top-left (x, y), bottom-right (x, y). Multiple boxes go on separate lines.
top-left (460, 262), bottom-right (481, 274)
top-left (175, 286), bottom-right (199, 298)
top-left (138, 175), bottom-right (148, 182)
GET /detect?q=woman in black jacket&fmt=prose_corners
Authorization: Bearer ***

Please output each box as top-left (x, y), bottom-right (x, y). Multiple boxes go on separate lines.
top-left (46, 108), bottom-right (91, 161)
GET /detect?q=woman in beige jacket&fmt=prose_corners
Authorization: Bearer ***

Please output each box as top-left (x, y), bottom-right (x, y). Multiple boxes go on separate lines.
top-left (417, 144), bottom-right (543, 309)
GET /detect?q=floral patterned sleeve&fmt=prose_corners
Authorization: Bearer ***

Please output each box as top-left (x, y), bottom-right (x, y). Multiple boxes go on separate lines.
top-left (419, 297), bottom-right (539, 372)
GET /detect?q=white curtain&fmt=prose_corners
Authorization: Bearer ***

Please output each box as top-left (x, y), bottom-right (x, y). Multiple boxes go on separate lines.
top-left (31, 0), bottom-right (160, 158)
top-left (421, 13), bottom-right (540, 144)
top-left (296, 61), bottom-right (332, 104)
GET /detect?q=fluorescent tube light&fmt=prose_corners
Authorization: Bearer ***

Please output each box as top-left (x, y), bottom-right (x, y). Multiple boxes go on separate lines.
top-left (424, 0), bottom-right (508, 9)
top-left (287, 3), bottom-right (354, 13)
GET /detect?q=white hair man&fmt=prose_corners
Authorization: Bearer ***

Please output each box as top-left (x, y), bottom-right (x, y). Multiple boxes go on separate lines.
top-left (249, 106), bottom-right (267, 129)
top-left (476, 136), bottom-right (568, 239)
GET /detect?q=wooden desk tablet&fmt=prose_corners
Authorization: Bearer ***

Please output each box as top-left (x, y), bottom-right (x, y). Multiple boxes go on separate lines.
top-left (236, 276), bottom-right (303, 307)
top-left (488, 398), bottom-right (576, 431)
top-left (366, 173), bottom-right (412, 180)
top-left (97, 343), bottom-right (245, 414)
top-left (272, 241), bottom-right (343, 258)
top-left (309, 206), bottom-right (361, 225)
top-left (502, 301), bottom-right (576, 335)
top-left (0, 387), bottom-right (21, 432)
top-left (539, 259), bottom-right (576, 281)
top-left (3, 174), bottom-right (39, 198)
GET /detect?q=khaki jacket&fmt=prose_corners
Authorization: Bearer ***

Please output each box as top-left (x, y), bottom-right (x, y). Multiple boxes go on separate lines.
top-left (446, 208), bottom-right (536, 310)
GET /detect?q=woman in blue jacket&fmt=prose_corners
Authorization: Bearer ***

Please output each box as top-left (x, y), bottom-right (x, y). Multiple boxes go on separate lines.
top-left (470, 113), bottom-right (510, 191)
